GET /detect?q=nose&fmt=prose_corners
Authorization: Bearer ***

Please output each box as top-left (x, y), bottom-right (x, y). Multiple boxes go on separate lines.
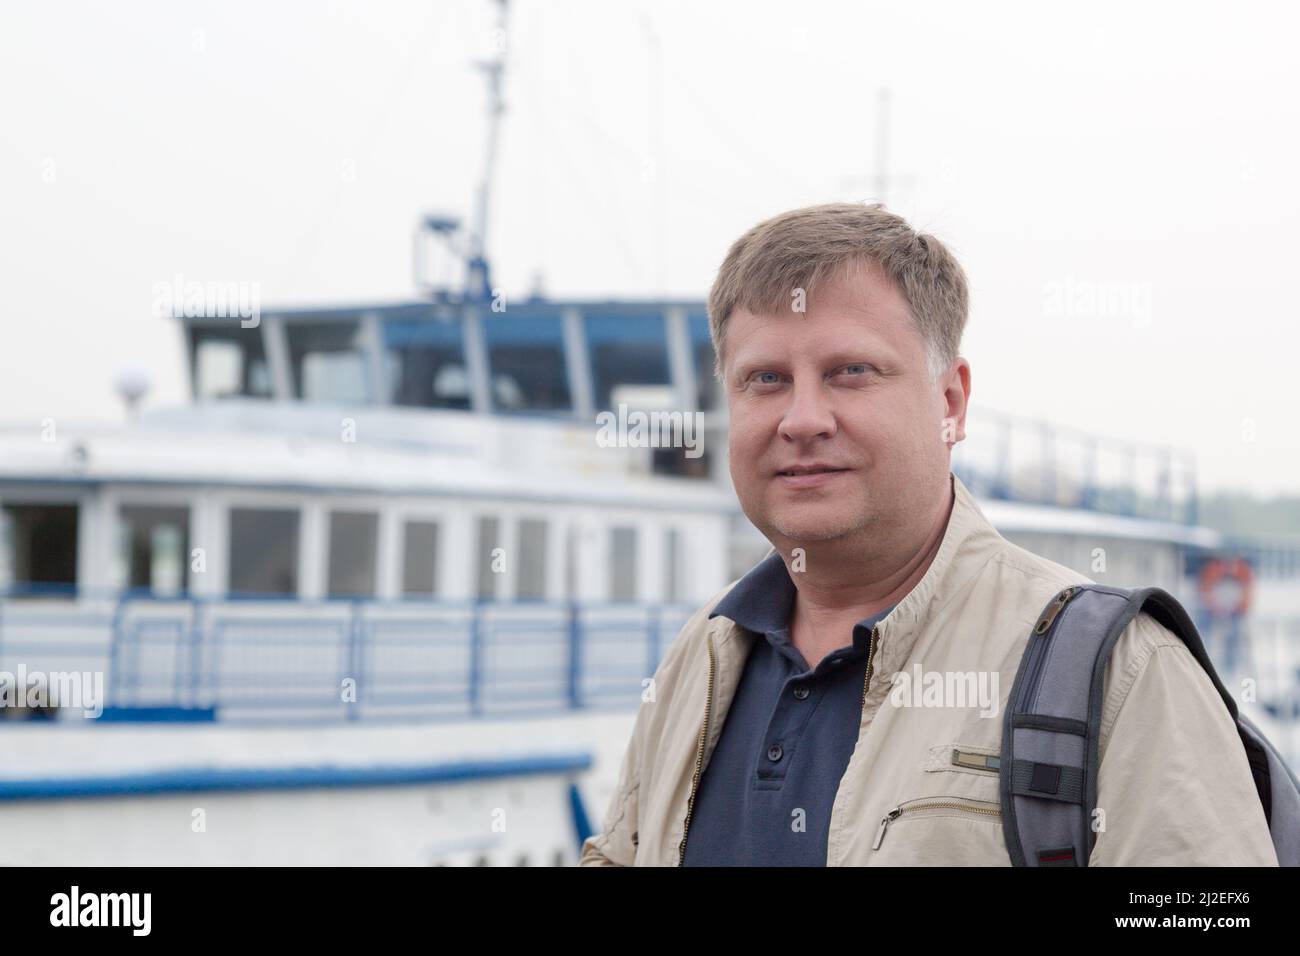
top-left (777, 377), bottom-right (837, 444)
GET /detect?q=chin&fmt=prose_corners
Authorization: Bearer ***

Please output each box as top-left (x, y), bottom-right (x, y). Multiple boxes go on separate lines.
top-left (767, 509), bottom-right (864, 544)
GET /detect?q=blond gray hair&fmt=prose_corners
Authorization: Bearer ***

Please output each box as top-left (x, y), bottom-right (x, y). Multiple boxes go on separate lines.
top-left (707, 202), bottom-right (968, 383)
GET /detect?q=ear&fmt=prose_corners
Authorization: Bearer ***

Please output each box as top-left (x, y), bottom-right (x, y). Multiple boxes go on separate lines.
top-left (940, 358), bottom-right (971, 445)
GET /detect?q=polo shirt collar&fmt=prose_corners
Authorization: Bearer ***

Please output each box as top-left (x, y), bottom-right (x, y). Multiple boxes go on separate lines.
top-left (709, 549), bottom-right (893, 654)
top-left (709, 549), bottom-right (793, 636)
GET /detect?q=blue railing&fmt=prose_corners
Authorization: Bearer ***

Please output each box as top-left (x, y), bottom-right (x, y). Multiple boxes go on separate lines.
top-left (952, 407), bottom-right (1199, 525)
top-left (0, 591), bottom-right (692, 724)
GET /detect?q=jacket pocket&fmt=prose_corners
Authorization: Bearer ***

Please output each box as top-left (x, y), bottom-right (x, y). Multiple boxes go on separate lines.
top-left (867, 793), bottom-right (1008, 865)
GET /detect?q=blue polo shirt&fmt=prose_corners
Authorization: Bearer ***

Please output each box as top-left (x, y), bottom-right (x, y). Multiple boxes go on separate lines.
top-left (682, 551), bottom-right (895, 867)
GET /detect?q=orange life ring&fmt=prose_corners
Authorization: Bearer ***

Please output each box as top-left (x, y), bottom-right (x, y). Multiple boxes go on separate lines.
top-left (1198, 557), bottom-right (1253, 617)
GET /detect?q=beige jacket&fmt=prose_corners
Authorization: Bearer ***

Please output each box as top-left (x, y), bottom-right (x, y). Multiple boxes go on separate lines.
top-left (579, 471), bottom-right (1278, 866)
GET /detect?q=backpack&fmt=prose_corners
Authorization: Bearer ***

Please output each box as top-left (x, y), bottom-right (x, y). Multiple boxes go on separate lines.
top-left (1001, 582), bottom-right (1300, 866)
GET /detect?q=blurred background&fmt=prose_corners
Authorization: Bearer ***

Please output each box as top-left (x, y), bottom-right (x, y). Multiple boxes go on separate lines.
top-left (0, 0), bottom-right (1296, 864)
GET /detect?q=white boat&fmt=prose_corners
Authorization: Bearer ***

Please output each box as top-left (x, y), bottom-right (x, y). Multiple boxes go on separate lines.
top-left (2, 297), bottom-right (1294, 864)
top-left (3, 301), bottom-right (1296, 864)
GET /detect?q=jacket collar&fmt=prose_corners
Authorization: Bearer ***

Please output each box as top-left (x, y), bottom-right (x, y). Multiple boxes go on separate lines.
top-left (709, 471), bottom-right (1003, 675)
top-left (870, 470), bottom-right (1002, 674)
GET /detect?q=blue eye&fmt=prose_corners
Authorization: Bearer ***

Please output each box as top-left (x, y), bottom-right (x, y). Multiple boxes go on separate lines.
top-left (754, 371), bottom-right (780, 384)
top-left (839, 364), bottom-right (869, 376)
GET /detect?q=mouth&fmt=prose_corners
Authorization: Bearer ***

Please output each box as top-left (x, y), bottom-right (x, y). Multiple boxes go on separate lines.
top-left (775, 464), bottom-right (851, 477)
top-left (773, 464), bottom-right (852, 488)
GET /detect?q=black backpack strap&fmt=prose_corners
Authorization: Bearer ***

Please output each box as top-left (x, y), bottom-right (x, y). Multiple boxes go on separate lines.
top-left (1000, 584), bottom-right (1234, 866)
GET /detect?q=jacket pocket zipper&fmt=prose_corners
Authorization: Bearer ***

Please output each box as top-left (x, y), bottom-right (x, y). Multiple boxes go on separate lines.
top-left (872, 795), bottom-right (1001, 851)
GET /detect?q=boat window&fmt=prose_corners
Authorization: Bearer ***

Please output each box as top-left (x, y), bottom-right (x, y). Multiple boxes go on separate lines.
top-left (190, 325), bottom-right (272, 400)
top-left (228, 508), bottom-right (299, 596)
top-left (476, 516), bottom-right (501, 599)
top-left (285, 321), bottom-right (371, 403)
top-left (327, 511), bottom-right (379, 598)
top-left (516, 518), bottom-right (549, 600)
top-left (609, 526), bottom-right (638, 602)
top-left (385, 315), bottom-right (471, 410)
top-left (118, 506), bottom-right (189, 595)
top-left (402, 520), bottom-right (440, 597)
top-left (483, 312), bottom-right (572, 413)
top-left (584, 313), bottom-right (672, 412)
top-left (689, 313), bottom-right (720, 410)
top-left (653, 314), bottom-right (714, 475)
top-left (1, 503), bottom-right (78, 595)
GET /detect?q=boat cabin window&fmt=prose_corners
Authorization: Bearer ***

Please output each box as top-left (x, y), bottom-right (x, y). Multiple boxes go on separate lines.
top-left (584, 314), bottom-right (672, 412)
top-left (118, 506), bottom-right (188, 596)
top-left (1, 503), bottom-right (78, 596)
top-left (190, 325), bottom-right (272, 400)
top-left (689, 313), bottom-right (720, 411)
top-left (286, 321), bottom-right (372, 403)
top-left (327, 511), bottom-right (379, 598)
top-left (401, 520), bottom-right (440, 597)
top-left (609, 526), bottom-right (638, 602)
top-left (483, 312), bottom-right (572, 413)
top-left (516, 518), bottom-right (548, 600)
top-left (228, 508), bottom-right (299, 596)
top-left (385, 316), bottom-right (471, 410)
top-left (651, 443), bottom-right (711, 480)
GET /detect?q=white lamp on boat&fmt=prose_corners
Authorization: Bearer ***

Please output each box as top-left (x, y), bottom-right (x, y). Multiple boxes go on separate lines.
top-left (113, 365), bottom-right (152, 416)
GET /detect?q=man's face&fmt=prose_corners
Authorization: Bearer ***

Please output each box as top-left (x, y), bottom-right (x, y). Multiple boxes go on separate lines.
top-left (723, 258), bottom-right (969, 549)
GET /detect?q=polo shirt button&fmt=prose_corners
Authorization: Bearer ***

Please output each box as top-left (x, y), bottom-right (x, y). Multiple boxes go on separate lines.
top-left (767, 744), bottom-right (783, 762)
top-left (793, 685), bottom-right (810, 700)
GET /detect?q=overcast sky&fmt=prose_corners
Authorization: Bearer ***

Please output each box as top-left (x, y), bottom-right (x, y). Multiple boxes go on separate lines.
top-left (3, 0), bottom-right (1298, 496)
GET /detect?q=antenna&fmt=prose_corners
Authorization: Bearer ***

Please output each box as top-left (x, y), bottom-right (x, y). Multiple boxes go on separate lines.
top-left (642, 14), bottom-right (664, 295)
top-left (467, 0), bottom-right (510, 301)
top-left (835, 86), bottom-right (910, 205)
top-left (873, 87), bottom-right (891, 204)
top-left (412, 0), bottom-right (511, 304)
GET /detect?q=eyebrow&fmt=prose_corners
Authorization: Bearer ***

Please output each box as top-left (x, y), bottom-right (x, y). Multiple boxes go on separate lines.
top-left (732, 348), bottom-right (896, 373)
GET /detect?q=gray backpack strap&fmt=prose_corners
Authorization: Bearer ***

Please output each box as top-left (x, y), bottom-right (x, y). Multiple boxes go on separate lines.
top-left (1002, 582), bottom-right (1300, 866)
top-left (1237, 712), bottom-right (1300, 865)
top-left (1001, 583), bottom-right (1126, 866)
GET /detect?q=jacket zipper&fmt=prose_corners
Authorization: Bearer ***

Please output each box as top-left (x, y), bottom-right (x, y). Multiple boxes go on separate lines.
top-left (860, 623), bottom-right (880, 710)
top-left (1015, 586), bottom-right (1077, 712)
top-left (677, 630), bottom-right (716, 866)
top-left (872, 795), bottom-right (1001, 850)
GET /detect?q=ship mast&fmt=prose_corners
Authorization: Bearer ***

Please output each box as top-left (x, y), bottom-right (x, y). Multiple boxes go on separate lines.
top-left (466, 0), bottom-right (509, 301)
top-left (413, 0), bottom-right (510, 304)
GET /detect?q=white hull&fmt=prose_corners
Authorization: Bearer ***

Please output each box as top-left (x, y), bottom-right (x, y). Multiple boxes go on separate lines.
top-left (0, 712), bottom-right (636, 866)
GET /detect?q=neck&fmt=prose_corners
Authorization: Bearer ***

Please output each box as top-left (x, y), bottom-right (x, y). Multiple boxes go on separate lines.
top-left (781, 476), bottom-right (955, 622)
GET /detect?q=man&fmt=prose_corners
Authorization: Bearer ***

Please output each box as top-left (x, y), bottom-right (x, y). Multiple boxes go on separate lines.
top-left (579, 202), bottom-right (1277, 866)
